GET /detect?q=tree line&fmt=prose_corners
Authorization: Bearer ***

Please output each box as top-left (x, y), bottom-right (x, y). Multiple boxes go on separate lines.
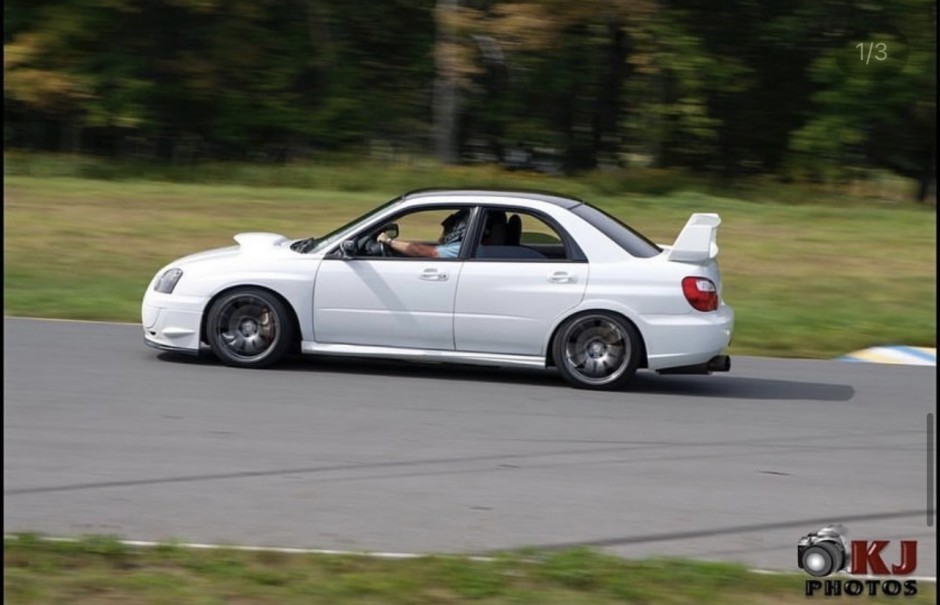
top-left (4, 0), bottom-right (936, 199)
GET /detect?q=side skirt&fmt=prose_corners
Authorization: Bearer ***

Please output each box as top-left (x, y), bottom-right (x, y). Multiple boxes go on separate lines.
top-left (301, 342), bottom-right (547, 369)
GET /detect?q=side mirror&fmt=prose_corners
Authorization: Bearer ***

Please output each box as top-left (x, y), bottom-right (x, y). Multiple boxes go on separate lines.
top-left (384, 223), bottom-right (399, 239)
top-left (340, 239), bottom-right (357, 258)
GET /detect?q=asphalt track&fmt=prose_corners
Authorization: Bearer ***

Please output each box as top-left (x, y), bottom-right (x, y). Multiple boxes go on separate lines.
top-left (3, 317), bottom-right (936, 575)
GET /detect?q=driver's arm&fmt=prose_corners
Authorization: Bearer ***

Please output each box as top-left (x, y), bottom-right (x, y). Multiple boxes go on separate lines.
top-left (377, 231), bottom-right (441, 258)
top-left (387, 239), bottom-right (440, 258)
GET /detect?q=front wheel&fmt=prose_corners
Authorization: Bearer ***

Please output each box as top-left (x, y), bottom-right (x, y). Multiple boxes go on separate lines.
top-left (206, 288), bottom-right (295, 368)
top-left (552, 312), bottom-right (641, 390)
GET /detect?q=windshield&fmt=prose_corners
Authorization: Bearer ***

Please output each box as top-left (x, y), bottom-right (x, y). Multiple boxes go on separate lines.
top-left (294, 196), bottom-right (402, 254)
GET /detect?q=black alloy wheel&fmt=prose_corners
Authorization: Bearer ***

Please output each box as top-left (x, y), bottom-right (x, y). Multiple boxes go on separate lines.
top-left (206, 288), bottom-right (295, 368)
top-left (553, 312), bottom-right (641, 390)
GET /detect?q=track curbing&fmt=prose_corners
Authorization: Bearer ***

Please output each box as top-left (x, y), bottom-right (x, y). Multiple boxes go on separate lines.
top-left (839, 346), bottom-right (936, 366)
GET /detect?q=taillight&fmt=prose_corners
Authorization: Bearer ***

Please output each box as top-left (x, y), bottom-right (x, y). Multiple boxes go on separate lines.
top-left (682, 276), bottom-right (718, 312)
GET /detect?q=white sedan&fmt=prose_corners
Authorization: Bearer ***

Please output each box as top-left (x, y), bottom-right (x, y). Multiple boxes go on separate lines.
top-left (142, 189), bottom-right (733, 390)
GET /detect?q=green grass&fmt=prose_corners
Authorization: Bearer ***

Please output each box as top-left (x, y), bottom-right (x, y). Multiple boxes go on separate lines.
top-left (6, 535), bottom-right (934, 605)
top-left (3, 160), bottom-right (936, 358)
top-left (4, 150), bottom-right (928, 204)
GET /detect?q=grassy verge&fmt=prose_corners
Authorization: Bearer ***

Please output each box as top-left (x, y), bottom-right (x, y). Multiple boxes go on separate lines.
top-left (4, 151), bottom-right (929, 205)
top-left (7, 535), bottom-right (934, 605)
top-left (3, 166), bottom-right (935, 358)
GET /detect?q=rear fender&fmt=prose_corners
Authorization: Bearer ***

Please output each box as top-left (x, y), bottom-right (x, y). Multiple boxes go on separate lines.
top-left (543, 300), bottom-right (650, 368)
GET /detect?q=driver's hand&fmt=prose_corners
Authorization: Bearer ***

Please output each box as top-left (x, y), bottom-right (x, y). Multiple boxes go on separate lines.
top-left (377, 232), bottom-right (390, 244)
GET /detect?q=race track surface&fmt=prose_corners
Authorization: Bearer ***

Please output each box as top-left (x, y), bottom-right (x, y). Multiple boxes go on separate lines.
top-left (3, 318), bottom-right (936, 575)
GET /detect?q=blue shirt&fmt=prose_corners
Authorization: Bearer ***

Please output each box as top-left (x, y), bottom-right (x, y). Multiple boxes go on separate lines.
top-left (435, 242), bottom-right (461, 258)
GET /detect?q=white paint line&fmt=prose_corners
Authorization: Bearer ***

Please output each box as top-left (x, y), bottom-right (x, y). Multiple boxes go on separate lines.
top-left (2, 534), bottom-right (488, 561)
top-left (5, 534), bottom-right (934, 581)
top-left (3, 316), bottom-right (139, 327)
top-left (841, 575), bottom-right (939, 583)
top-left (748, 568), bottom-right (937, 583)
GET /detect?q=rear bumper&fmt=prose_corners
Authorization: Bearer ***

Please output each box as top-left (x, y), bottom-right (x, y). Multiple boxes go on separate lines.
top-left (642, 305), bottom-right (734, 371)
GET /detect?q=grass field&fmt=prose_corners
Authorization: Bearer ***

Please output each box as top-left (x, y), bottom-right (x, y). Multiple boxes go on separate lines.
top-left (4, 167), bottom-right (934, 358)
top-left (6, 535), bottom-right (936, 605)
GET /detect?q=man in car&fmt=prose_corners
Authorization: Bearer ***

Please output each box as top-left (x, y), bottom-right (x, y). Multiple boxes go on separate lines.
top-left (377, 209), bottom-right (469, 258)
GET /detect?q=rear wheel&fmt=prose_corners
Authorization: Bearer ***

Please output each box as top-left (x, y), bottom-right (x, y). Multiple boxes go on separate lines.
top-left (206, 288), bottom-right (294, 368)
top-left (552, 312), bottom-right (640, 390)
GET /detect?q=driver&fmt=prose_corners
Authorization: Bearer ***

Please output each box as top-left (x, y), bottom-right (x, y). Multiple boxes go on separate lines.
top-left (377, 209), bottom-right (469, 258)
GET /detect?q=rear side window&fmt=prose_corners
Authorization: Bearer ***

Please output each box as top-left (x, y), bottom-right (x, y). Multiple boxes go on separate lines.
top-left (471, 208), bottom-right (581, 262)
top-left (571, 204), bottom-right (662, 258)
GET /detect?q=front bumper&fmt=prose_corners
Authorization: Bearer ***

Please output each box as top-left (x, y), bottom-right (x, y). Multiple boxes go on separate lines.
top-left (141, 292), bottom-right (207, 354)
top-left (143, 336), bottom-right (201, 356)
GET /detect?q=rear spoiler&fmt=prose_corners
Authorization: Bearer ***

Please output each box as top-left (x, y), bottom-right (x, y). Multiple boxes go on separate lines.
top-left (667, 213), bottom-right (721, 262)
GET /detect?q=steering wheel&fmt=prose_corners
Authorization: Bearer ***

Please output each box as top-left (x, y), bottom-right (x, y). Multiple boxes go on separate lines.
top-left (377, 236), bottom-right (391, 257)
top-left (356, 233), bottom-right (390, 257)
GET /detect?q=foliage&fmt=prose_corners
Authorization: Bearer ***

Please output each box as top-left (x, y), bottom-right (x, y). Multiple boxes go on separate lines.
top-left (3, 0), bottom-right (935, 199)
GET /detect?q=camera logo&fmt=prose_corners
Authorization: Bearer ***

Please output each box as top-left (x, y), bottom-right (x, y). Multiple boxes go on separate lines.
top-left (797, 525), bottom-right (920, 598)
top-left (797, 524), bottom-right (850, 577)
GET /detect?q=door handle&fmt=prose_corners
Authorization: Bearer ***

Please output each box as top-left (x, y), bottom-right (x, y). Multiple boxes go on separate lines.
top-left (420, 268), bottom-right (448, 281)
top-left (548, 271), bottom-right (573, 283)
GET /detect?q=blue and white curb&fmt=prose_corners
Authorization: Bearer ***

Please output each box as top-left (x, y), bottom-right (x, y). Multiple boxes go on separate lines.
top-left (840, 346), bottom-right (936, 366)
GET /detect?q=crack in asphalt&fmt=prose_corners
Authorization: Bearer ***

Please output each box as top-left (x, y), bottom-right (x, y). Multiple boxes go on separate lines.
top-left (485, 510), bottom-right (932, 551)
top-left (2, 444), bottom-right (690, 496)
top-left (6, 432), bottom-right (926, 496)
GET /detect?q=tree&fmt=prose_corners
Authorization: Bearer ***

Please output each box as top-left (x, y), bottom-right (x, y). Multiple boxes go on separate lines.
top-left (787, 0), bottom-right (936, 199)
top-left (433, 0), bottom-right (461, 163)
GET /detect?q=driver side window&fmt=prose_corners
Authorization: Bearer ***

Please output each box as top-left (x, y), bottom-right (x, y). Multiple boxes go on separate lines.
top-left (343, 206), bottom-right (472, 259)
top-left (394, 209), bottom-right (460, 245)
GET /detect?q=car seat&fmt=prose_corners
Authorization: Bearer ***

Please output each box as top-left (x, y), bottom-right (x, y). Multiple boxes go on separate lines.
top-left (506, 214), bottom-right (522, 246)
top-left (483, 211), bottom-right (507, 245)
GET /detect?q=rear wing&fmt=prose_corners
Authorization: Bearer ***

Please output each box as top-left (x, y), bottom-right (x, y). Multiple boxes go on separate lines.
top-left (667, 213), bottom-right (721, 263)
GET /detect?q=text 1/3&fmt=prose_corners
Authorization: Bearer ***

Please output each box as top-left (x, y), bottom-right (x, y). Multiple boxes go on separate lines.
top-left (856, 42), bottom-right (888, 64)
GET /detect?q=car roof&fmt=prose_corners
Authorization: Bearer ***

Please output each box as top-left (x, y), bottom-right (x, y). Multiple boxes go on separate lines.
top-left (401, 188), bottom-right (584, 210)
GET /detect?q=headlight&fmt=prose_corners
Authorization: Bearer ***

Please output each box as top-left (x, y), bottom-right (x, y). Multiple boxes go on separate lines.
top-left (154, 268), bottom-right (183, 294)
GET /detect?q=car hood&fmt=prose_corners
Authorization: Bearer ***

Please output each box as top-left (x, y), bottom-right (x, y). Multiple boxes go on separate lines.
top-left (173, 232), bottom-right (293, 266)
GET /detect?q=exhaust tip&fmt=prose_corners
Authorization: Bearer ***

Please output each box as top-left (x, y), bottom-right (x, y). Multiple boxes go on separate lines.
top-left (707, 355), bottom-right (731, 372)
top-left (656, 355), bottom-right (731, 375)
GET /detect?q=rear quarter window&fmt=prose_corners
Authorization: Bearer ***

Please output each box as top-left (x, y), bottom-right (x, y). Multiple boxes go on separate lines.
top-left (571, 204), bottom-right (662, 258)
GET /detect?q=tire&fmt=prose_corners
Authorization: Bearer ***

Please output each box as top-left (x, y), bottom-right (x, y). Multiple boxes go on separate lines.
top-left (800, 542), bottom-right (843, 577)
top-left (206, 288), bottom-right (295, 368)
top-left (552, 312), bottom-right (640, 390)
